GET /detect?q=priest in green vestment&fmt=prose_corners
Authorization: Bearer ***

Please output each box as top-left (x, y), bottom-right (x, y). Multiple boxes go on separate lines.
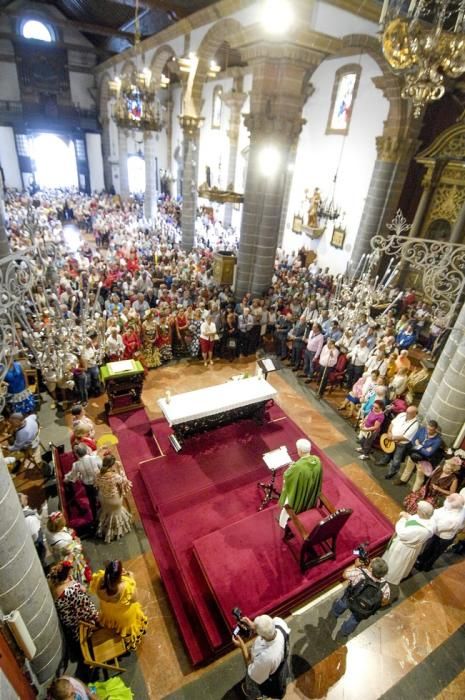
top-left (278, 438), bottom-right (322, 528)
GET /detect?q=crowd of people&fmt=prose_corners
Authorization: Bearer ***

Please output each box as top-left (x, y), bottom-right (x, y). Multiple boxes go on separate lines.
top-left (2, 187), bottom-right (464, 698)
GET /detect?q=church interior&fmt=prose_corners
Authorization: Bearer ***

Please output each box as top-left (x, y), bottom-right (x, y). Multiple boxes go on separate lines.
top-left (1, 0), bottom-right (465, 698)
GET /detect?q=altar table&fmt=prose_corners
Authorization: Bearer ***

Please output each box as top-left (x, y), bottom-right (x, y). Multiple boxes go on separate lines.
top-left (157, 377), bottom-right (277, 442)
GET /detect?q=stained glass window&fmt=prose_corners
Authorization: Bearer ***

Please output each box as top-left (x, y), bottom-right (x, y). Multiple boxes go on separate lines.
top-left (126, 88), bottom-right (143, 123)
top-left (326, 65), bottom-right (361, 135)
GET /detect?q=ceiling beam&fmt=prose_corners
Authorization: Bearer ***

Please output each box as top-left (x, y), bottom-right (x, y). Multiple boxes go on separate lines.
top-left (1, 11), bottom-right (136, 40)
top-left (112, 0), bottom-right (191, 18)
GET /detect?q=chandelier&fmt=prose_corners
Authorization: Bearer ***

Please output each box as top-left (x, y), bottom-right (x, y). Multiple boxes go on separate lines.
top-left (380, 0), bottom-right (465, 117)
top-left (109, 70), bottom-right (165, 132)
top-left (108, 0), bottom-right (164, 132)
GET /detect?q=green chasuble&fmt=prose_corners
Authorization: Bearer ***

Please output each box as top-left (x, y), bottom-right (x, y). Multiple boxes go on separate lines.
top-left (278, 454), bottom-right (322, 513)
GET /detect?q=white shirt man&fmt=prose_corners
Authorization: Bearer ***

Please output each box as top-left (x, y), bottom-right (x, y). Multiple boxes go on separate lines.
top-left (347, 341), bottom-right (371, 369)
top-left (318, 342), bottom-right (339, 368)
top-left (416, 494), bottom-right (465, 571)
top-left (232, 614), bottom-right (290, 697)
top-left (106, 330), bottom-right (124, 359)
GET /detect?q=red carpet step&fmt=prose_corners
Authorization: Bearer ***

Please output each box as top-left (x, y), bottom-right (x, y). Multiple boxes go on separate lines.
top-left (111, 405), bottom-right (393, 665)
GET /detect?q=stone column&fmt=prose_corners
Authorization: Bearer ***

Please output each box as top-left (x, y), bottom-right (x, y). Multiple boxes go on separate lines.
top-left (409, 186), bottom-right (431, 238)
top-left (165, 96), bottom-right (173, 175)
top-left (179, 115), bottom-right (202, 251)
top-left (222, 87), bottom-right (247, 228)
top-left (419, 302), bottom-right (465, 445)
top-left (235, 43), bottom-right (318, 298)
top-left (351, 136), bottom-right (401, 262)
top-left (0, 167), bottom-right (9, 258)
top-left (118, 128), bottom-right (129, 200)
top-left (0, 453), bottom-right (63, 683)
top-left (100, 116), bottom-right (113, 192)
top-left (351, 114), bottom-right (422, 261)
top-left (144, 131), bottom-right (157, 221)
top-left (450, 197), bottom-right (465, 243)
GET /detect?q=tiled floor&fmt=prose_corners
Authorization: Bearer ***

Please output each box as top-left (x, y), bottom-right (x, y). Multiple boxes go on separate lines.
top-left (19, 357), bottom-right (465, 699)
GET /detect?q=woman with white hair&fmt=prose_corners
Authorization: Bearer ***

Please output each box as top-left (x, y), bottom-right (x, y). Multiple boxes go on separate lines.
top-left (383, 501), bottom-right (434, 584)
top-left (278, 438), bottom-right (322, 528)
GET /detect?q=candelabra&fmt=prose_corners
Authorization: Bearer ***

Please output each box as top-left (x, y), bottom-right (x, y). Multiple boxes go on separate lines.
top-left (380, 0), bottom-right (465, 117)
top-left (0, 218), bottom-right (104, 411)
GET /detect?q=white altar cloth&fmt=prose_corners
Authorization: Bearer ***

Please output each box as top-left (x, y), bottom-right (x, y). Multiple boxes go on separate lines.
top-left (157, 377), bottom-right (277, 426)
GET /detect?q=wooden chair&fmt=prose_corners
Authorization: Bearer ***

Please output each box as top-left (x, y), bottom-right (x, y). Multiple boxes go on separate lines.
top-left (79, 622), bottom-right (127, 674)
top-left (284, 500), bottom-right (353, 572)
top-left (24, 368), bottom-right (41, 406)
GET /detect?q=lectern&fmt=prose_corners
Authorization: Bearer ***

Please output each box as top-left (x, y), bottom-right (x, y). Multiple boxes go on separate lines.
top-left (100, 360), bottom-right (144, 415)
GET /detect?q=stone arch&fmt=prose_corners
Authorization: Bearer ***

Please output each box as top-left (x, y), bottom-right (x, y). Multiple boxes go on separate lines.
top-left (150, 44), bottom-right (178, 88)
top-left (190, 18), bottom-right (244, 115)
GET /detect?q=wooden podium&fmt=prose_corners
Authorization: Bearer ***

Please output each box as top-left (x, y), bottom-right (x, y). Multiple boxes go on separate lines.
top-left (212, 251), bottom-right (236, 286)
top-left (100, 360), bottom-right (144, 415)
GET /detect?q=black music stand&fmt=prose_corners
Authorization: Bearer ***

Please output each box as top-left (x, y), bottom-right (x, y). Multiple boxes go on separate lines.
top-left (257, 357), bottom-right (283, 380)
top-left (258, 446), bottom-right (292, 511)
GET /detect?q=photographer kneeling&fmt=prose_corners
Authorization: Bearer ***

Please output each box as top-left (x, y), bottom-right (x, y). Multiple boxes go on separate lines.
top-left (232, 614), bottom-right (290, 699)
top-left (331, 556), bottom-right (390, 636)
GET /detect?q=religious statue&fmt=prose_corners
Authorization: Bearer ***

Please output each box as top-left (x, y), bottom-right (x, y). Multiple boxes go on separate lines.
top-left (305, 187), bottom-right (321, 228)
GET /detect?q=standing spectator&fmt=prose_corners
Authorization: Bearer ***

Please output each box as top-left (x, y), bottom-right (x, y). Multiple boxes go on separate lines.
top-left (65, 444), bottom-right (102, 520)
top-left (345, 337), bottom-right (370, 387)
top-left (200, 312), bottom-right (217, 366)
top-left (274, 312), bottom-right (293, 360)
top-left (331, 557), bottom-right (390, 636)
top-left (300, 323), bottom-right (324, 383)
top-left (232, 614), bottom-right (290, 700)
top-left (288, 315), bottom-right (307, 371)
top-left (315, 339), bottom-right (339, 397)
top-left (356, 400), bottom-right (385, 460)
top-left (95, 455), bottom-right (132, 543)
top-left (238, 307), bottom-right (254, 357)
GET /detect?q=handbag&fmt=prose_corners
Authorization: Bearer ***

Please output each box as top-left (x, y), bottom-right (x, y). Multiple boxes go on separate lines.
top-left (227, 338), bottom-right (237, 349)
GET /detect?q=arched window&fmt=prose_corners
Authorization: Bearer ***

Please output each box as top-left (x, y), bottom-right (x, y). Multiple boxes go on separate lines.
top-left (326, 64), bottom-right (362, 135)
top-left (211, 86), bottom-right (223, 129)
top-left (21, 19), bottom-right (54, 42)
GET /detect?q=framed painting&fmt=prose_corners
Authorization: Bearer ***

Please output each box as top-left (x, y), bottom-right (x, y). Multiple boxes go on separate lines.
top-left (292, 214), bottom-right (303, 233)
top-left (331, 227), bottom-right (346, 249)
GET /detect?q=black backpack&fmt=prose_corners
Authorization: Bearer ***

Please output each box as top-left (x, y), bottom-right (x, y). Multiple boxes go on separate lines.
top-left (347, 569), bottom-right (383, 620)
top-left (258, 624), bottom-right (290, 699)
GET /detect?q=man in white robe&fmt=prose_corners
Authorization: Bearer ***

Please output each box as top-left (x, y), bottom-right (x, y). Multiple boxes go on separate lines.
top-left (383, 501), bottom-right (434, 584)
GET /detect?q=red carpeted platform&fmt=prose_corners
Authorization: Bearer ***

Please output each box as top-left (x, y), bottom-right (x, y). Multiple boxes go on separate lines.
top-left (110, 405), bottom-right (393, 665)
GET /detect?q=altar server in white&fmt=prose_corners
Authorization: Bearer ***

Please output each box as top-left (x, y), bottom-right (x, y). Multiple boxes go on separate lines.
top-left (383, 501), bottom-right (434, 585)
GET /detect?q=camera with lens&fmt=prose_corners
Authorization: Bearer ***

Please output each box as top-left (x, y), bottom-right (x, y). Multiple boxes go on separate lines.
top-left (232, 607), bottom-right (252, 639)
top-left (352, 542), bottom-right (370, 566)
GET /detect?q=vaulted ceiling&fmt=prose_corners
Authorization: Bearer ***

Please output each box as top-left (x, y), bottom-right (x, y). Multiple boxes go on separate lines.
top-left (0, 0), bottom-right (218, 58)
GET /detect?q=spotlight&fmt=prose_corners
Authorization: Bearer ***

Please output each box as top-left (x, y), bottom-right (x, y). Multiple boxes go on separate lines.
top-left (258, 145), bottom-right (281, 177)
top-left (261, 0), bottom-right (294, 35)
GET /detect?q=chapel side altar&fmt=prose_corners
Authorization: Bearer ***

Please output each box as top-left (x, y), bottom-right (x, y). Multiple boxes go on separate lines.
top-left (157, 376), bottom-right (277, 443)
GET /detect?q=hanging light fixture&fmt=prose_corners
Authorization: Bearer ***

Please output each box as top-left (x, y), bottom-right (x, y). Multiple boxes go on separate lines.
top-left (380, 0), bottom-right (465, 117)
top-left (109, 0), bottom-right (165, 131)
